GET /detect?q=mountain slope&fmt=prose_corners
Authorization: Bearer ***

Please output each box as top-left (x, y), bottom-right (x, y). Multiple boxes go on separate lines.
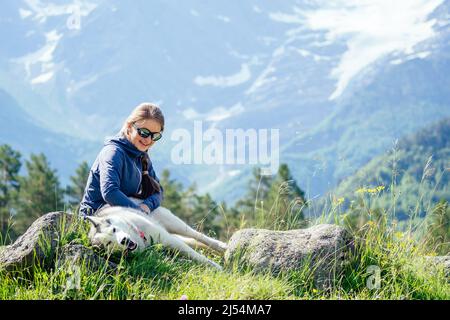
top-left (0, 89), bottom-right (99, 185)
top-left (282, 37), bottom-right (450, 200)
top-left (1, 1), bottom-right (449, 203)
top-left (327, 118), bottom-right (450, 219)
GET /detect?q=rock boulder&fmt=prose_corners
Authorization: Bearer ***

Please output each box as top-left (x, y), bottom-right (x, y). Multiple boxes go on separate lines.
top-left (224, 224), bottom-right (354, 288)
top-left (0, 212), bottom-right (72, 272)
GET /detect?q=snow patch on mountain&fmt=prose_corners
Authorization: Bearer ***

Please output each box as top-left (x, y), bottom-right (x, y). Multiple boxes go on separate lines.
top-left (182, 103), bottom-right (245, 122)
top-left (194, 64), bottom-right (251, 87)
top-left (19, 8), bottom-right (33, 19)
top-left (31, 71), bottom-right (54, 84)
top-left (269, 0), bottom-right (445, 101)
top-left (23, 0), bottom-right (98, 24)
top-left (295, 48), bottom-right (330, 62)
top-left (391, 51), bottom-right (432, 65)
top-left (246, 63), bottom-right (277, 95)
top-left (13, 30), bottom-right (62, 85)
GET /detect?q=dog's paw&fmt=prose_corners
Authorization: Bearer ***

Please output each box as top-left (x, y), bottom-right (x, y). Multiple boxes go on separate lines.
top-left (213, 241), bottom-right (228, 254)
top-left (218, 241), bottom-right (228, 251)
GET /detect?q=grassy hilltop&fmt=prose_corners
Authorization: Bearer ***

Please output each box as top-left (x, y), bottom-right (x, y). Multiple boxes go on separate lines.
top-left (0, 196), bottom-right (448, 300)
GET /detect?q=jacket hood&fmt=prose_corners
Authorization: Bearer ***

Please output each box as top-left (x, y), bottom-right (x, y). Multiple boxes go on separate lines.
top-left (104, 132), bottom-right (146, 158)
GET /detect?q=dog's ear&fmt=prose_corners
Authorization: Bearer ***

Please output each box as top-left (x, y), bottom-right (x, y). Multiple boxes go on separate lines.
top-left (85, 216), bottom-right (103, 229)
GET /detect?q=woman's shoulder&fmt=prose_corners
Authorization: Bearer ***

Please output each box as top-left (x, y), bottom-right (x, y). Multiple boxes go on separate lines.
top-left (98, 144), bottom-right (127, 161)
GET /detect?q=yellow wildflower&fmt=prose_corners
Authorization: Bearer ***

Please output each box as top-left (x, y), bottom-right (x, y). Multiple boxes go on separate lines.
top-left (332, 196), bottom-right (345, 206)
top-left (394, 232), bottom-right (404, 239)
top-left (356, 185), bottom-right (385, 195)
top-left (356, 187), bottom-right (367, 194)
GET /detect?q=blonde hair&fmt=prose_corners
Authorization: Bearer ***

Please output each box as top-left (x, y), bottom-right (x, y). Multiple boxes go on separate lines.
top-left (121, 102), bottom-right (165, 135)
top-left (121, 102), bottom-right (165, 198)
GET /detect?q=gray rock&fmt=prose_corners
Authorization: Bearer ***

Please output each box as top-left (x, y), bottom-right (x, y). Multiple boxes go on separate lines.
top-left (426, 256), bottom-right (450, 278)
top-left (56, 244), bottom-right (118, 271)
top-left (0, 212), bottom-right (72, 272)
top-left (224, 224), bottom-right (354, 289)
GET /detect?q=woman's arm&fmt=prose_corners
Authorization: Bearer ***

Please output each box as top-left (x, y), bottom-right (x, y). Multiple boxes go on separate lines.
top-left (98, 146), bottom-right (141, 210)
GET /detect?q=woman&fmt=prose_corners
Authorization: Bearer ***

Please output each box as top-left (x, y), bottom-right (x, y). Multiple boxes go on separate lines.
top-left (80, 102), bottom-right (165, 216)
top-left (80, 102), bottom-right (227, 256)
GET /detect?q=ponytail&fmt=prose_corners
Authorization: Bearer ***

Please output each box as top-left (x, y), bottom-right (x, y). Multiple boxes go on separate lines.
top-left (133, 154), bottom-right (161, 199)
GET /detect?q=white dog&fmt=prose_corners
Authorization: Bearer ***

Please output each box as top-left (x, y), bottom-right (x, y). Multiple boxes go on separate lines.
top-left (84, 204), bottom-right (227, 270)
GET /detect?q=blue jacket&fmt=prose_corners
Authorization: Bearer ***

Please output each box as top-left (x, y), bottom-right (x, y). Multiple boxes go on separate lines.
top-left (79, 133), bottom-right (163, 216)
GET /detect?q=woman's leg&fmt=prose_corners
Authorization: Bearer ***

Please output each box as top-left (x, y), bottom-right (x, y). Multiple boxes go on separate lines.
top-left (150, 207), bottom-right (228, 253)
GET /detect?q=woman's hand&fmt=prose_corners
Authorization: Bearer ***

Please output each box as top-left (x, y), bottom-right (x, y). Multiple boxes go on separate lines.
top-left (140, 204), bottom-right (151, 214)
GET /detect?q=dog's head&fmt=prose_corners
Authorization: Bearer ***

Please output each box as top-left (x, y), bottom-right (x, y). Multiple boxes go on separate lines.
top-left (85, 215), bottom-right (140, 253)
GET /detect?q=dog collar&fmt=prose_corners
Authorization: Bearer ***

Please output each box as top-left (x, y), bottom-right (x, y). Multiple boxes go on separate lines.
top-left (138, 230), bottom-right (147, 241)
top-left (125, 221), bottom-right (148, 243)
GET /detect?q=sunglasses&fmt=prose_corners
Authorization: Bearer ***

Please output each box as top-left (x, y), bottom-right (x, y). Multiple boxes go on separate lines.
top-left (132, 123), bottom-right (162, 141)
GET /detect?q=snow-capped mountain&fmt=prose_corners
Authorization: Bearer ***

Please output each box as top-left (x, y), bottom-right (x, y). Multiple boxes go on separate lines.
top-left (1, 0), bottom-right (449, 202)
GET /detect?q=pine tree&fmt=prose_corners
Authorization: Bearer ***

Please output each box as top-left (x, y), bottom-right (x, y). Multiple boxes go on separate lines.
top-left (160, 169), bottom-right (222, 237)
top-left (66, 161), bottom-right (90, 207)
top-left (14, 153), bottom-right (64, 235)
top-left (0, 144), bottom-right (21, 240)
top-left (215, 200), bottom-right (242, 241)
top-left (265, 163), bottom-right (307, 229)
top-left (189, 192), bottom-right (221, 236)
top-left (160, 169), bottom-right (185, 214)
top-left (234, 167), bottom-right (273, 219)
top-left (232, 164), bottom-right (307, 230)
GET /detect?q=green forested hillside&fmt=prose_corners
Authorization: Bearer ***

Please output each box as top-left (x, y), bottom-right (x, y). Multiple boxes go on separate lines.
top-left (282, 56), bottom-right (450, 201)
top-left (329, 118), bottom-right (450, 220)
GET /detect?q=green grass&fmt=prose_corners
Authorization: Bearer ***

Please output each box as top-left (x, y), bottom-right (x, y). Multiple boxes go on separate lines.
top-left (1, 186), bottom-right (449, 300)
top-left (0, 216), bottom-right (297, 300)
top-left (0, 208), bottom-right (448, 300)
